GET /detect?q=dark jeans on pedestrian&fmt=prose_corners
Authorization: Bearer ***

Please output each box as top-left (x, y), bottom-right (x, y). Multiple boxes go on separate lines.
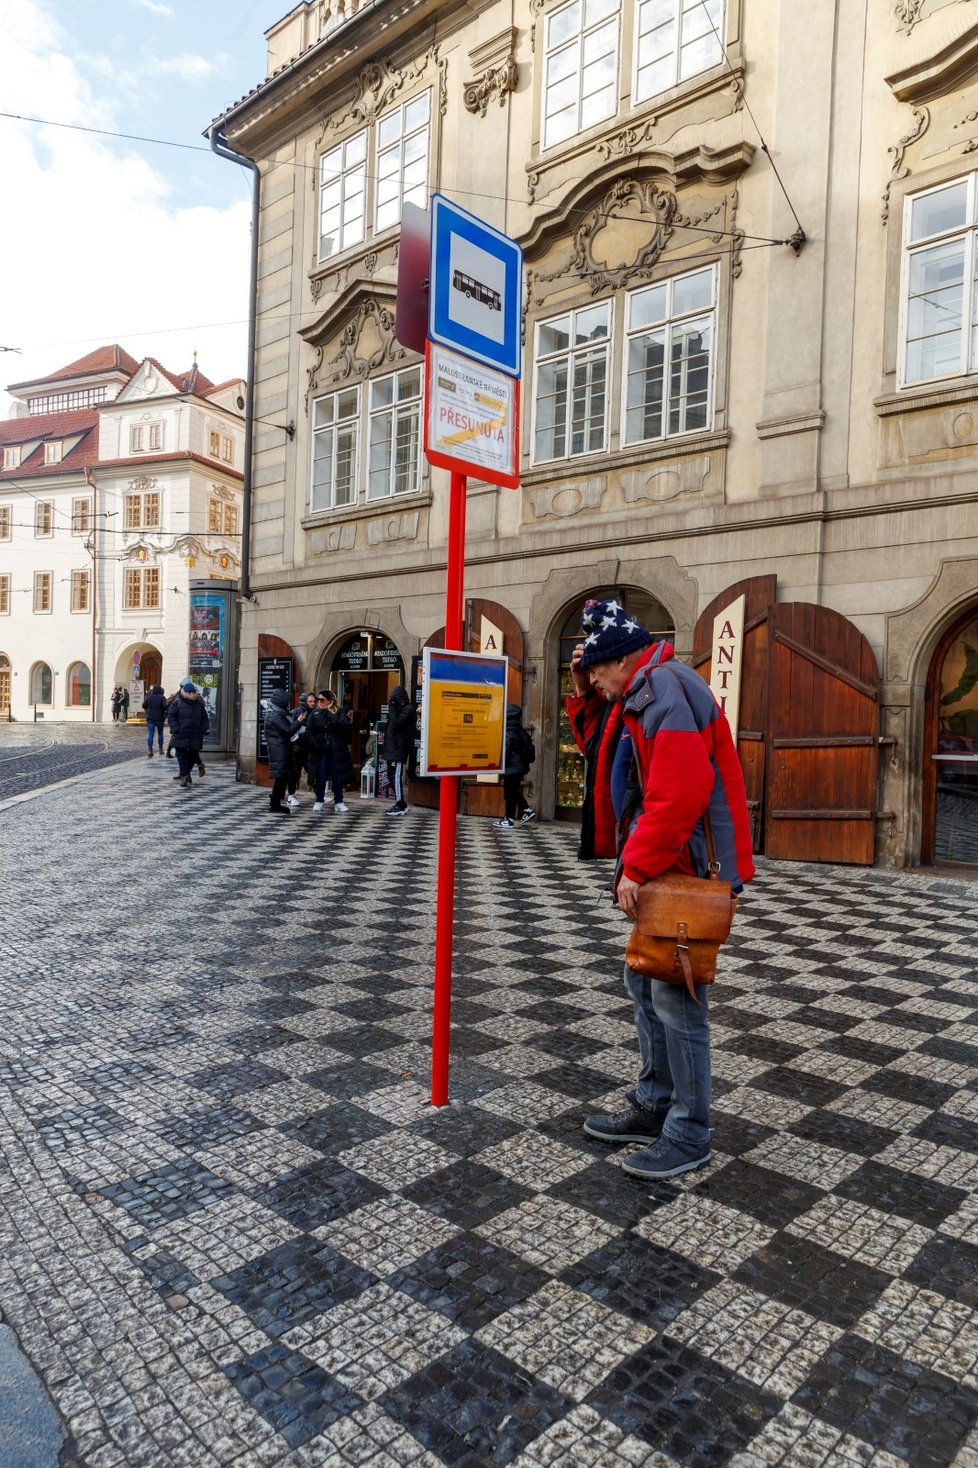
top-left (175, 748), bottom-right (197, 780)
top-left (313, 751), bottom-right (343, 805)
top-left (503, 772), bottom-right (529, 821)
top-left (270, 775), bottom-right (289, 809)
top-left (146, 719), bottom-right (164, 751)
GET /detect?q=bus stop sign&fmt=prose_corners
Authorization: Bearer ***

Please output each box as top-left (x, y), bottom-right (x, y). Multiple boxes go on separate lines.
top-left (428, 193), bottom-right (522, 378)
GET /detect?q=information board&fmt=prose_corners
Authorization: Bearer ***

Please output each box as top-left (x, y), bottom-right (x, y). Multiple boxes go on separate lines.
top-left (420, 647), bottom-right (508, 776)
top-left (257, 657), bottom-right (294, 762)
top-left (424, 342), bottom-right (520, 488)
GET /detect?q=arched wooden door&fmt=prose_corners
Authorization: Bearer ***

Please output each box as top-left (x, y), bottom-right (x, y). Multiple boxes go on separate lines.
top-left (765, 603), bottom-right (880, 864)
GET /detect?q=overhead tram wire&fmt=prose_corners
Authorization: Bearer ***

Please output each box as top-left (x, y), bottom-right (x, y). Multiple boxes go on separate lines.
top-left (0, 110), bottom-right (796, 251)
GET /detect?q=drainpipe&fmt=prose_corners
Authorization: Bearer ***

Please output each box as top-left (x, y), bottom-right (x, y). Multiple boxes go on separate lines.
top-left (85, 466), bottom-right (97, 723)
top-left (209, 124), bottom-right (258, 601)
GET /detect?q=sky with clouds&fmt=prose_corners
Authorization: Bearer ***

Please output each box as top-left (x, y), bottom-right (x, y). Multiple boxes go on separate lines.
top-left (0, 0), bottom-right (277, 411)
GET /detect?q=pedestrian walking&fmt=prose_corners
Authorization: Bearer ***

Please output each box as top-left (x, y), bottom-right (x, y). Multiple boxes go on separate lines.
top-left (119, 687), bottom-right (130, 723)
top-left (262, 688), bottom-right (294, 816)
top-left (575, 598), bottom-right (754, 1181)
top-left (142, 684), bottom-right (168, 757)
top-left (307, 690), bottom-right (353, 813)
top-left (166, 679), bottom-right (209, 789)
top-left (493, 703), bottom-right (537, 829)
top-left (110, 687), bottom-right (122, 722)
top-left (381, 684), bottom-right (414, 817)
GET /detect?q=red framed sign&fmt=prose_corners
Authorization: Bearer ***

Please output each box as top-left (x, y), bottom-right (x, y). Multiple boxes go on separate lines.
top-left (423, 341), bottom-right (520, 489)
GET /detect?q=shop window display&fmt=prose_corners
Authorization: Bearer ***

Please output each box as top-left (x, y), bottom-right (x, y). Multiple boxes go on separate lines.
top-left (555, 588), bottom-right (673, 818)
top-left (933, 612), bottom-right (978, 864)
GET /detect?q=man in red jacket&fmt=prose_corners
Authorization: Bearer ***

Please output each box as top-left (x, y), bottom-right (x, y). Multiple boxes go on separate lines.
top-left (577, 598), bottom-right (754, 1180)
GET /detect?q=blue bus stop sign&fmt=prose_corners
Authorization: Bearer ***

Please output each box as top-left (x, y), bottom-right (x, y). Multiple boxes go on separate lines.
top-left (428, 193), bottom-right (522, 379)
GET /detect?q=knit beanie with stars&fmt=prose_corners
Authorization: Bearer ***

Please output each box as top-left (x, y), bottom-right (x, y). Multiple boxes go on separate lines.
top-left (578, 598), bottom-right (655, 668)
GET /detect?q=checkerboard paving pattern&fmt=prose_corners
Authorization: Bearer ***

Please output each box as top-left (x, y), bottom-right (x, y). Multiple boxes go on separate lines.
top-left (0, 755), bottom-right (977, 1465)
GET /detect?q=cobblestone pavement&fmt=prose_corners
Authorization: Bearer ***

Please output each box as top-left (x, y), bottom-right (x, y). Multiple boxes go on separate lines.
top-left (1, 758), bottom-right (977, 1467)
top-left (0, 722), bottom-right (147, 799)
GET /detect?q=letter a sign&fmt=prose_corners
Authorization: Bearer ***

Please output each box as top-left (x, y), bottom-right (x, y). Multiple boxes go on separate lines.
top-left (710, 594), bottom-right (746, 737)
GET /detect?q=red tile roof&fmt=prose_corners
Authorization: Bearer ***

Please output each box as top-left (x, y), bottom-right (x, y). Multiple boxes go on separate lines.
top-left (0, 408), bottom-right (100, 481)
top-left (7, 345), bottom-right (140, 392)
top-left (96, 451), bottom-right (243, 479)
top-left (203, 378), bottom-right (247, 398)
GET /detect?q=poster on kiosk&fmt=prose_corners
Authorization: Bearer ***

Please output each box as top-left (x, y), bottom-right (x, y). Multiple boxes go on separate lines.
top-left (420, 647), bottom-right (508, 777)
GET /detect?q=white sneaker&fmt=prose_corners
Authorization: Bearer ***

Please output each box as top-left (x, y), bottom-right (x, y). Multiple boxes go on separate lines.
top-left (286, 795), bottom-right (301, 808)
top-left (335, 802), bottom-right (350, 813)
top-left (313, 801), bottom-right (324, 812)
top-left (493, 817), bottom-right (515, 828)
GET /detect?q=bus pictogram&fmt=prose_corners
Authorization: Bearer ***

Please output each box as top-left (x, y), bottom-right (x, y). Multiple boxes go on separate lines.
top-left (452, 269), bottom-right (501, 312)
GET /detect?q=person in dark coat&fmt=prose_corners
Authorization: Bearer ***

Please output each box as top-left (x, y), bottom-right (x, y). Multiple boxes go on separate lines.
top-left (167, 679), bottom-right (209, 788)
top-left (307, 689), bottom-right (354, 812)
top-left (110, 687), bottom-right (122, 722)
top-left (119, 687), bottom-right (130, 722)
top-left (286, 692), bottom-right (316, 807)
top-left (381, 684), bottom-right (415, 816)
top-left (494, 703), bottom-right (536, 829)
top-left (142, 684), bottom-right (168, 757)
top-left (263, 688), bottom-right (294, 815)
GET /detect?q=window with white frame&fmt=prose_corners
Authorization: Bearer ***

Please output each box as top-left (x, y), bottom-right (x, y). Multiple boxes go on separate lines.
top-left (901, 173), bottom-right (978, 386)
top-left (2, 447), bottom-right (21, 471)
top-left (124, 490), bottom-right (161, 529)
top-left (130, 425), bottom-right (144, 453)
top-left (43, 441), bottom-right (62, 465)
top-left (624, 264), bottom-right (715, 443)
top-left (34, 571), bottom-right (52, 613)
top-left (149, 422), bottom-right (163, 450)
top-left (311, 387), bottom-right (361, 510)
top-left (221, 434), bottom-right (233, 464)
top-left (31, 662), bottom-right (52, 704)
top-left (34, 500), bottom-right (54, 537)
top-left (318, 93), bottom-right (430, 262)
top-left (67, 662), bottom-right (91, 707)
top-left (123, 567), bottom-right (160, 610)
top-left (544, 0), bottom-right (622, 150)
top-left (634, 0), bottom-right (724, 104)
top-left (70, 569), bottom-right (90, 613)
top-left (542, 0), bottom-right (726, 150)
top-left (0, 506), bottom-right (10, 540)
top-left (368, 367), bottom-right (422, 500)
top-left (209, 429), bottom-right (221, 457)
top-left (534, 303), bottom-right (611, 462)
top-left (311, 368), bottom-right (422, 511)
top-left (0, 574), bottom-right (9, 614)
top-left (71, 497), bottom-right (92, 535)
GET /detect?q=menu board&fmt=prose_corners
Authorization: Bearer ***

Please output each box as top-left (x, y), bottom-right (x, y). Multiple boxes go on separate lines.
top-left (257, 657), bottom-right (294, 762)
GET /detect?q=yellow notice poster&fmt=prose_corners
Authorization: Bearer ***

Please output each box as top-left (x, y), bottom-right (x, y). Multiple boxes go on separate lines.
top-left (420, 648), bottom-right (508, 776)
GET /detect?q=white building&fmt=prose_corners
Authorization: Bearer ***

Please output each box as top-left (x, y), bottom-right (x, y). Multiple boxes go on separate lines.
top-left (0, 346), bottom-right (244, 722)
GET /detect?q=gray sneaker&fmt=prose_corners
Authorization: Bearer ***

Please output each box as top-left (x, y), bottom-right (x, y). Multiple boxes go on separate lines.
top-left (620, 1134), bottom-right (711, 1180)
top-left (583, 1103), bottom-right (667, 1145)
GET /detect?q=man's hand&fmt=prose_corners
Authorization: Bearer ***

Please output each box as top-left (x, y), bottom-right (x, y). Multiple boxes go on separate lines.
top-left (569, 642), bottom-right (591, 696)
top-left (616, 874), bottom-right (644, 919)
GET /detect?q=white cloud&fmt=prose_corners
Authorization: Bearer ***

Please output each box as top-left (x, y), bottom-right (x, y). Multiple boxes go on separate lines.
top-left (149, 53), bottom-right (215, 80)
top-left (0, 1), bottom-right (250, 413)
top-left (133, 0), bottom-right (174, 17)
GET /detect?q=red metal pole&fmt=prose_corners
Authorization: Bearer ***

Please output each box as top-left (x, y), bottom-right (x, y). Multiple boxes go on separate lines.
top-left (431, 470), bottom-right (467, 1106)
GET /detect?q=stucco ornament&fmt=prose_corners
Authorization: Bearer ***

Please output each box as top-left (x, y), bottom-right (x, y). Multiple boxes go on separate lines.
top-left (881, 105), bottom-right (930, 222)
top-left (463, 57), bottom-right (518, 117)
top-left (327, 299), bottom-right (405, 381)
top-left (316, 46), bottom-right (446, 150)
top-left (536, 178), bottom-right (679, 294)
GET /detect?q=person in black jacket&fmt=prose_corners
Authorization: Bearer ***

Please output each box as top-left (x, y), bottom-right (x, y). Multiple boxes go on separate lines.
top-left (142, 684), bottom-right (168, 758)
top-left (167, 680), bottom-right (209, 788)
top-left (263, 688), bottom-right (294, 815)
top-left (382, 684), bottom-right (415, 817)
top-left (307, 689), bottom-right (354, 813)
top-left (494, 703), bottom-right (536, 829)
top-left (286, 692), bottom-right (316, 808)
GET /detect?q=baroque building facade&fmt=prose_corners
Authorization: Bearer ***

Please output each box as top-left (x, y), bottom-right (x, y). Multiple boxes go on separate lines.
top-left (215, 0), bottom-right (978, 868)
top-left (0, 347), bottom-right (245, 723)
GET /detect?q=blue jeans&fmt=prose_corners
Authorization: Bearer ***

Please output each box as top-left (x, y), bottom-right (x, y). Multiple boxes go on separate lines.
top-left (624, 963), bottom-right (711, 1147)
top-left (146, 719), bottom-right (164, 750)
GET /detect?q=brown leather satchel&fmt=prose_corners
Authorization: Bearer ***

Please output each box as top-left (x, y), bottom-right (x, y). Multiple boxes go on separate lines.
top-left (624, 814), bottom-right (737, 1000)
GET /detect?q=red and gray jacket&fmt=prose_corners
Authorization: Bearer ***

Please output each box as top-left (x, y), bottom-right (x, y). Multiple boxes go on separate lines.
top-left (618, 642), bottom-right (755, 891)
